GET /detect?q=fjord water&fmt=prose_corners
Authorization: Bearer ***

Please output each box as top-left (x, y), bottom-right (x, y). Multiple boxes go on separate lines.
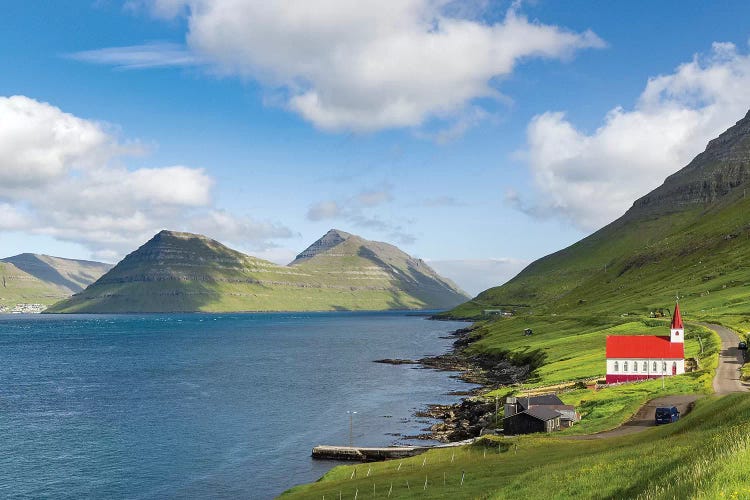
top-left (0, 312), bottom-right (471, 499)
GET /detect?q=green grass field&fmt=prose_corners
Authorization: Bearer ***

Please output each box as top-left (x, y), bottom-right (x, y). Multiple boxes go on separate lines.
top-left (0, 261), bottom-right (72, 308)
top-left (282, 394), bottom-right (750, 499)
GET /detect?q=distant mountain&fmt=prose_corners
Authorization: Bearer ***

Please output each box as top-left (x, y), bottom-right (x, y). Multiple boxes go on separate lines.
top-left (47, 229), bottom-right (469, 313)
top-left (445, 109), bottom-right (750, 319)
top-left (291, 229), bottom-right (352, 264)
top-left (0, 254), bottom-right (111, 311)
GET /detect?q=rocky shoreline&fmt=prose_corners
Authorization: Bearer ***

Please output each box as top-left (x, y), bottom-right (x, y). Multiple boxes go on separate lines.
top-left (377, 325), bottom-right (536, 443)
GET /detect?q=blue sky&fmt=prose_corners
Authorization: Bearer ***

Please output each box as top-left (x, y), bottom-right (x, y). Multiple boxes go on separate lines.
top-left (2, 1), bottom-right (750, 294)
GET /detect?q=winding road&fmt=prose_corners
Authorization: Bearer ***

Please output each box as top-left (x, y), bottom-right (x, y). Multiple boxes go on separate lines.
top-left (569, 324), bottom-right (747, 440)
top-left (705, 323), bottom-right (749, 394)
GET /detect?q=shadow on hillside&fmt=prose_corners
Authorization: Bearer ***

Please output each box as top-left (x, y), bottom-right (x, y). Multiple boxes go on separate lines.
top-left (56, 235), bottom-right (276, 312)
top-left (5, 254), bottom-right (85, 292)
top-left (356, 246), bottom-right (465, 309)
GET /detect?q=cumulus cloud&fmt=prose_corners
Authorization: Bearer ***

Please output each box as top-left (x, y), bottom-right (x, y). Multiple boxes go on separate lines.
top-left (0, 95), bottom-right (292, 260)
top-left (77, 1), bottom-right (603, 132)
top-left (0, 96), bottom-right (122, 187)
top-left (516, 41), bottom-right (750, 230)
top-left (427, 257), bottom-right (529, 296)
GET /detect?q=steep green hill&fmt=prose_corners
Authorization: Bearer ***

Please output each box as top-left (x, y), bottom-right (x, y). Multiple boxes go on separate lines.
top-left (446, 109), bottom-right (750, 323)
top-left (0, 255), bottom-right (111, 311)
top-left (47, 229), bottom-right (468, 313)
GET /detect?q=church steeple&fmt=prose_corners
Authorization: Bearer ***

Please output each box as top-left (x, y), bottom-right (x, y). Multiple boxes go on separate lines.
top-left (670, 301), bottom-right (684, 343)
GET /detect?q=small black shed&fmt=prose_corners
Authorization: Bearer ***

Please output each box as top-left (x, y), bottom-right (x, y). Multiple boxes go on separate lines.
top-left (503, 406), bottom-right (561, 435)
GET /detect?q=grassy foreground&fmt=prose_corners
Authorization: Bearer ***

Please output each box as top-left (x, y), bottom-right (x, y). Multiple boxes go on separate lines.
top-left (281, 394), bottom-right (750, 499)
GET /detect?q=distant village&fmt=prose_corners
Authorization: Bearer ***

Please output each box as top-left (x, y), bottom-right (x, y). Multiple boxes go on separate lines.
top-left (0, 303), bottom-right (47, 314)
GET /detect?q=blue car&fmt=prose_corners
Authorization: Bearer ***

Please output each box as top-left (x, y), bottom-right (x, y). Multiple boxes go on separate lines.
top-left (655, 406), bottom-right (680, 425)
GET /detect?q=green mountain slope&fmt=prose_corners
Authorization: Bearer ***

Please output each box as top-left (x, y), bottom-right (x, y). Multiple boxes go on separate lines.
top-left (47, 229), bottom-right (468, 313)
top-left (0, 255), bottom-right (111, 311)
top-left (447, 109), bottom-right (750, 322)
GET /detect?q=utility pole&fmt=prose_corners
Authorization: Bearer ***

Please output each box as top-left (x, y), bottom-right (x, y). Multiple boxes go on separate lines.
top-left (495, 395), bottom-right (499, 426)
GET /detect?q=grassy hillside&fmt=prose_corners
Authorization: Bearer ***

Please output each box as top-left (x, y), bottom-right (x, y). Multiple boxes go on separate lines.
top-left (436, 111), bottom-right (750, 386)
top-left (0, 261), bottom-right (73, 309)
top-left (447, 111), bottom-right (750, 322)
top-left (282, 393), bottom-right (750, 499)
top-left (47, 230), bottom-right (468, 313)
top-left (0, 254), bottom-right (111, 311)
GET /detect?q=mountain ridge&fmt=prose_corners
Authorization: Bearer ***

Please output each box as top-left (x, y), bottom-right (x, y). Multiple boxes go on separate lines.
top-left (47, 229), bottom-right (468, 313)
top-left (445, 108), bottom-right (750, 320)
top-left (0, 254), bottom-right (111, 311)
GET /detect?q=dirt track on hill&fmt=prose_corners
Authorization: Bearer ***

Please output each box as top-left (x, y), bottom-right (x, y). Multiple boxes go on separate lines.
top-left (704, 323), bottom-right (749, 394)
top-left (566, 394), bottom-right (699, 440)
top-left (568, 324), bottom-right (748, 440)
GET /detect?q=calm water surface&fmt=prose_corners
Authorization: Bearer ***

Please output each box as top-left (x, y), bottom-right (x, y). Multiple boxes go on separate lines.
top-left (0, 312), bottom-right (472, 499)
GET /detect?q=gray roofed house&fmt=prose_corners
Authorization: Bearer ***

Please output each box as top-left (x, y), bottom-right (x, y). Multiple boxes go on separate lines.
top-left (517, 394), bottom-right (564, 410)
top-left (502, 393), bottom-right (579, 435)
top-left (503, 407), bottom-right (561, 435)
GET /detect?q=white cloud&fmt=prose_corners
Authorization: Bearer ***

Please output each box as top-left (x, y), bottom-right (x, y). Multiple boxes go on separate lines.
top-left (307, 200), bottom-right (342, 221)
top-left (78, 1), bottom-right (603, 132)
top-left (427, 257), bottom-right (529, 296)
top-left (0, 204), bottom-right (31, 230)
top-left (69, 42), bottom-right (198, 69)
top-left (0, 95), bottom-right (292, 261)
top-left (0, 96), bottom-right (121, 188)
top-left (516, 42), bottom-right (750, 230)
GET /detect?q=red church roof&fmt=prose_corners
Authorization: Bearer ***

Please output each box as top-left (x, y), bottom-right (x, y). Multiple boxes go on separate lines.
top-left (671, 302), bottom-right (683, 329)
top-left (606, 335), bottom-right (684, 359)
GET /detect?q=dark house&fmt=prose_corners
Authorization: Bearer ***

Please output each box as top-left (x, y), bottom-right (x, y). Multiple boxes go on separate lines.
top-left (503, 406), bottom-right (561, 435)
top-left (503, 394), bottom-right (580, 435)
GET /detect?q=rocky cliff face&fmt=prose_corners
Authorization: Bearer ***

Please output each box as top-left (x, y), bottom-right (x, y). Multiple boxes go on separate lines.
top-left (630, 110), bottom-right (750, 216)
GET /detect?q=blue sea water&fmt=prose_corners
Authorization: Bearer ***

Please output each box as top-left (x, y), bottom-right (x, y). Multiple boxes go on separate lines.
top-left (0, 312), bottom-right (472, 499)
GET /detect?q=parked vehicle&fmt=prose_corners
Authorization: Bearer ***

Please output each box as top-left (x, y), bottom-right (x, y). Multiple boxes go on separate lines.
top-left (655, 406), bottom-right (680, 425)
top-left (738, 341), bottom-right (748, 350)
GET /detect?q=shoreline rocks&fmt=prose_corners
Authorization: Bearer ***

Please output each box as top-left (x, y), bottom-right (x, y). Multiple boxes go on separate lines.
top-left (377, 325), bottom-right (536, 443)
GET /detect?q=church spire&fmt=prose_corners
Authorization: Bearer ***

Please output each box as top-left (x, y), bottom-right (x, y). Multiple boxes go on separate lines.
top-left (671, 301), bottom-right (683, 330)
top-left (670, 302), bottom-right (684, 343)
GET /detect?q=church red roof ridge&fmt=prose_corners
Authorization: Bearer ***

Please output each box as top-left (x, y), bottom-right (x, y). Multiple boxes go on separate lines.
top-left (605, 335), bottom-right (684, 359)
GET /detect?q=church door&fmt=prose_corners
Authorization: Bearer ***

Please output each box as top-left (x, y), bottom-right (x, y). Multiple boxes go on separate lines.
top-left (672, 362), bottom-right (677, 375)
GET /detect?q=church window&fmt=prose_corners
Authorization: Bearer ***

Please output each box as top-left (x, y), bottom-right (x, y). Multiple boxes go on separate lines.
top-left (643, 362), bottom-right (647, 372)
top-left (632, 361), bottom-right (637, 372)
top-left (653, 362), bottom-right (657, 372)
top-left (662, 362), bottom-right (667, 372)
top-left (624, 361), bottom-right (628, 372)
top-left (614, 361), bottom-right (619, 372)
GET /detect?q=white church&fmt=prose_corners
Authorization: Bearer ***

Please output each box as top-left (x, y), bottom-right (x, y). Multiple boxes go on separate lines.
top-left (605, 302), bottom-right (685, 384)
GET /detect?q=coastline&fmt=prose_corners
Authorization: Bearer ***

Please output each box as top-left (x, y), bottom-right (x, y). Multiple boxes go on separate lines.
top-left (377, 324), bottom-right (535, 443)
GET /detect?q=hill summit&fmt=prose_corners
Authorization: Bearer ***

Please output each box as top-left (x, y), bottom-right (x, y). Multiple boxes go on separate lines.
top-left (446, 109), bottom-right (750, 319)
top-left (291, 229), bottom-right (352, 264)
top-left (47, 229), bottom-right (468, 313)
